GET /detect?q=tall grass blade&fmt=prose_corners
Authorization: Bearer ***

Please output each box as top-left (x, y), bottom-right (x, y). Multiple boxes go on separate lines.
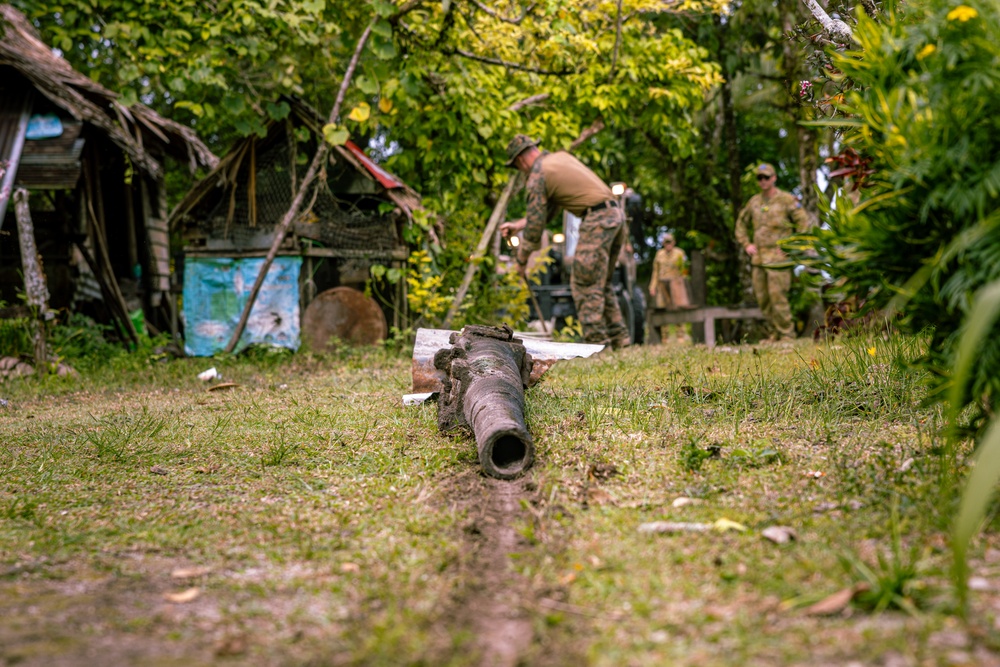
top-left (953, 415), bottom-right (1000, 611)
top-left (948, 280), bottom-right (1000, 427)
top-left (951, 279), bottom-right (1000, 612)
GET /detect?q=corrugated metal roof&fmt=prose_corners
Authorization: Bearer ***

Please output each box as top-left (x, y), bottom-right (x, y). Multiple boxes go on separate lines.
top-left (343, 140), bottom-right (404, 190)
top-left (0, 5), bottom-right (217, 177)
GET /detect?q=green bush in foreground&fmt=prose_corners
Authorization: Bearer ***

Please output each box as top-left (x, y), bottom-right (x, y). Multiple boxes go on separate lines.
top-left (804, 0), bottom-right (1000, 421)
top-left (800, 0), bottom-right (1000, 610)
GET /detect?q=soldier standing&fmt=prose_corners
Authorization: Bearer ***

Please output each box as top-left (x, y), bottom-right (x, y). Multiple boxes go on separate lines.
top-left (649, 231), bottom-right (691, 343)
top-left (499, 135), bottom-right (630, 349)
top-left (735, 163), bottom-right (811, 341)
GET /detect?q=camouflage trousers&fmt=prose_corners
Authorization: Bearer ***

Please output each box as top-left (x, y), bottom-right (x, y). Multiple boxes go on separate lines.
top-left (571, 206), bottom-right (630, 348)
top-left (751, 266), bottom-right (794, 338)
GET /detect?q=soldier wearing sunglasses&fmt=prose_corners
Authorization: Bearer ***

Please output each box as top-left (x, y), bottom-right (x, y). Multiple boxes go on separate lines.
top-left (735, 163), bottom-right (811, 341)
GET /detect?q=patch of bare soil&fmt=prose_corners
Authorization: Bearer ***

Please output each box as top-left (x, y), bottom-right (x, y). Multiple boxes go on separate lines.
top-left (0, 565), bottom-right (216, 666)
top-left (441, 471), bottom-right (586, 667)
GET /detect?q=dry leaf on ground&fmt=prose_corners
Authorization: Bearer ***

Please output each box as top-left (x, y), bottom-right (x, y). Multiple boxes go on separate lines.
top-left (586, 486), bottom-right (614, 505)
top-left (164, 587), bottom-right (201, 603)
top-left (804, 584), bottom-right (869, 616)
top-left (171, 566), bottom-right (212, 579)
top-left (207, 382), bottom-right (240, 392)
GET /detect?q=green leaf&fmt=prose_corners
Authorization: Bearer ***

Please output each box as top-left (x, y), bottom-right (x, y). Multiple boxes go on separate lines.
top-left (174, 100), bottom-right (204, 117)
top-left (371, 19), bottom-right (393, 39)
top-left (119, 88), bottom-right (139, 107)
top-left (223, 96), bottom-right (246, 115)
top-left (949, 281), bottom-right (1000, 424)
top-left (954, 412), bottom-right (1000, 609)
top-left (323, 124), bottom-right (350, 146)
top-left (356, 75), bottom-right (379, 95)
top-left (266, 100), bottom-right (291, 121)
top-left (951, 279), bottom-right (1000, 609)
top-left (370, 35), bottom-right (397, 60)
top-left (371, 0), bottom-right (396, 17)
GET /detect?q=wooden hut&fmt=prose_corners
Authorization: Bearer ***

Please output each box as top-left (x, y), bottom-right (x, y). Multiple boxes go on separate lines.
top-left (168, 97), bottom-right (419, 355)
top-left (0, 5), bottom-right (217, 345)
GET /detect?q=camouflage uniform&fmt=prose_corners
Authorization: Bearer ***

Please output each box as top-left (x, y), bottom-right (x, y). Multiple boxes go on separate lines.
top-left (516, 150), bottom-right (629, 348)
top-left (649, 246), bottom-right (689, 309)
top-left (649, 243), bottom-right (690, 343)
top-left (734, 178), bottom-right (810, 339)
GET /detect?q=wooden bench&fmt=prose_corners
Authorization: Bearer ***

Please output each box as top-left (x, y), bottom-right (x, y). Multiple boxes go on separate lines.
top-left (647, 306), bottom-right (764, 349)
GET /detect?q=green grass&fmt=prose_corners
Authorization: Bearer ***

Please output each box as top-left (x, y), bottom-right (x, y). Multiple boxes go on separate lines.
top-left (1, 332), bottom-right (999, 665)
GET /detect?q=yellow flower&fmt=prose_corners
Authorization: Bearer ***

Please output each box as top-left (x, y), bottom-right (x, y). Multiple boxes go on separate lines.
top-left (947, 5), bottom-right (978, 21)
top-left (867, 347), bottom-right (877, 356)
top-left (917, 44), bottom-right (937, 59)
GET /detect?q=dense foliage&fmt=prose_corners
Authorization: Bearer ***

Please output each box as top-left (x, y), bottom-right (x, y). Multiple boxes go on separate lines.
top-left (801, 0), bottom-right (1000, 421)
top-left (15, 0), bottom-right (731, 327)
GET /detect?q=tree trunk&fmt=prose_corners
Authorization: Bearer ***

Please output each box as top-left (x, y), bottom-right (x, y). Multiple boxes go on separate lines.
top-left (780, 0), bottom-right (818, 216)
top-left (797, 124), bottom-right (820, 222)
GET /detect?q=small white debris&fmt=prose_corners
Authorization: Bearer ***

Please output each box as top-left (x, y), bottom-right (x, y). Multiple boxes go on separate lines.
top-left (762, 526), bottom-right (797, 544)
top-left (968, 576), bottom-right (991, 591)
top-left (403, 392), bottom-right (437, 406)
top-left (197, 367), bottom-right (219, 382)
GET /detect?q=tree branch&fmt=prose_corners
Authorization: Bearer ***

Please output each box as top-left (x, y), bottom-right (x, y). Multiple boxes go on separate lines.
top-left (800, 0), bottom-right (853, 42)
top-left (468, 0), bottom-right (536, 24)
top-left (388, 0), bottom-right (429, 25)
top-left (507, 93), bottom-right (550, 112)
top-left (609, 0), bottom-right (624, 81)
top-left (445, 47), bottom-right (576, 75)
top-left (568, 118), bottom-right (605, 152)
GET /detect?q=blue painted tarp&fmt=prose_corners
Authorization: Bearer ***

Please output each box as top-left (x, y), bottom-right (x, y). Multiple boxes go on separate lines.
top-left (182, 256), bottom-right (302, 356)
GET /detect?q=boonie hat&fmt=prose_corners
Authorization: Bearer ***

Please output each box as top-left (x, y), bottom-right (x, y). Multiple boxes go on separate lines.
top-left (757, 163), bottom-right (776, 177)
top-left (506, 134), bottom-right (539, 167)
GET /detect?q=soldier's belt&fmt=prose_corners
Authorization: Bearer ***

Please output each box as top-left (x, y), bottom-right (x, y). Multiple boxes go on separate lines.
top-left (583, 199), bottom-right (619, 218)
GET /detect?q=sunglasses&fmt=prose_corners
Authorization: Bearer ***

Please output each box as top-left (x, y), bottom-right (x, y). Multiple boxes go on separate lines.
top-left (756, 174), bottom-right (773, 181)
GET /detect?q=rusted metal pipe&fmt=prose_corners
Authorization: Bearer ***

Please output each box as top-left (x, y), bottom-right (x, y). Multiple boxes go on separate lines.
top-left (434, 324), bottom-right (534, 479)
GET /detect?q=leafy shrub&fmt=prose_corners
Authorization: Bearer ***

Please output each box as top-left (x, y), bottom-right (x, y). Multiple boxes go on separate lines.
top-left (803, 0), bottom-right (1000, 425)
top-left (0, 316), bottom-right (31, 358)
top-left (404, 205), bottom-right (530, 330)
top-left (797, 0), bottom-right (1000, 610)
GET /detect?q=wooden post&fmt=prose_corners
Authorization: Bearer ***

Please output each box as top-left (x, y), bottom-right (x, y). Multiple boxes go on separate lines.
top-left (83, 158), bottom-right (140, 347)
top-left (124, 178), bottom-right (139, 276)
top-left (689, 250), bottom-right (706, 344)
top-left (442, 172), bottom-right (524, 329)
top-left (13, 188), bottom-right (50, 374)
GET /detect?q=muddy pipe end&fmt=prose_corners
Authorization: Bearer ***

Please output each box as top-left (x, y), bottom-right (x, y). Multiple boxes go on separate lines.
top-left (480, 430), bottom-right (534, 479)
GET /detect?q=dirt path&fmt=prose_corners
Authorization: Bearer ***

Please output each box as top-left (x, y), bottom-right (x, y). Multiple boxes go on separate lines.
top-left (446, 474), bottom-right (537, 667)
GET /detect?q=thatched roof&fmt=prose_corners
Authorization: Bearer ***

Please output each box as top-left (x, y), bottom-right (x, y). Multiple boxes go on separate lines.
top-left (169, 97), bottom-right (421, 231)
top-left (0, 4), bottom-right (217, 178)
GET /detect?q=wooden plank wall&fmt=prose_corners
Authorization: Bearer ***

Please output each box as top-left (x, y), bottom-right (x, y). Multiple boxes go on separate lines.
top-left (143, 176), bottom-right (170, 308)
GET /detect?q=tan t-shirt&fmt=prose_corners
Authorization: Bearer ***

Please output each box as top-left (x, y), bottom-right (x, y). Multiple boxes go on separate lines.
top-left (539, 151), bottom-right (614, 217)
